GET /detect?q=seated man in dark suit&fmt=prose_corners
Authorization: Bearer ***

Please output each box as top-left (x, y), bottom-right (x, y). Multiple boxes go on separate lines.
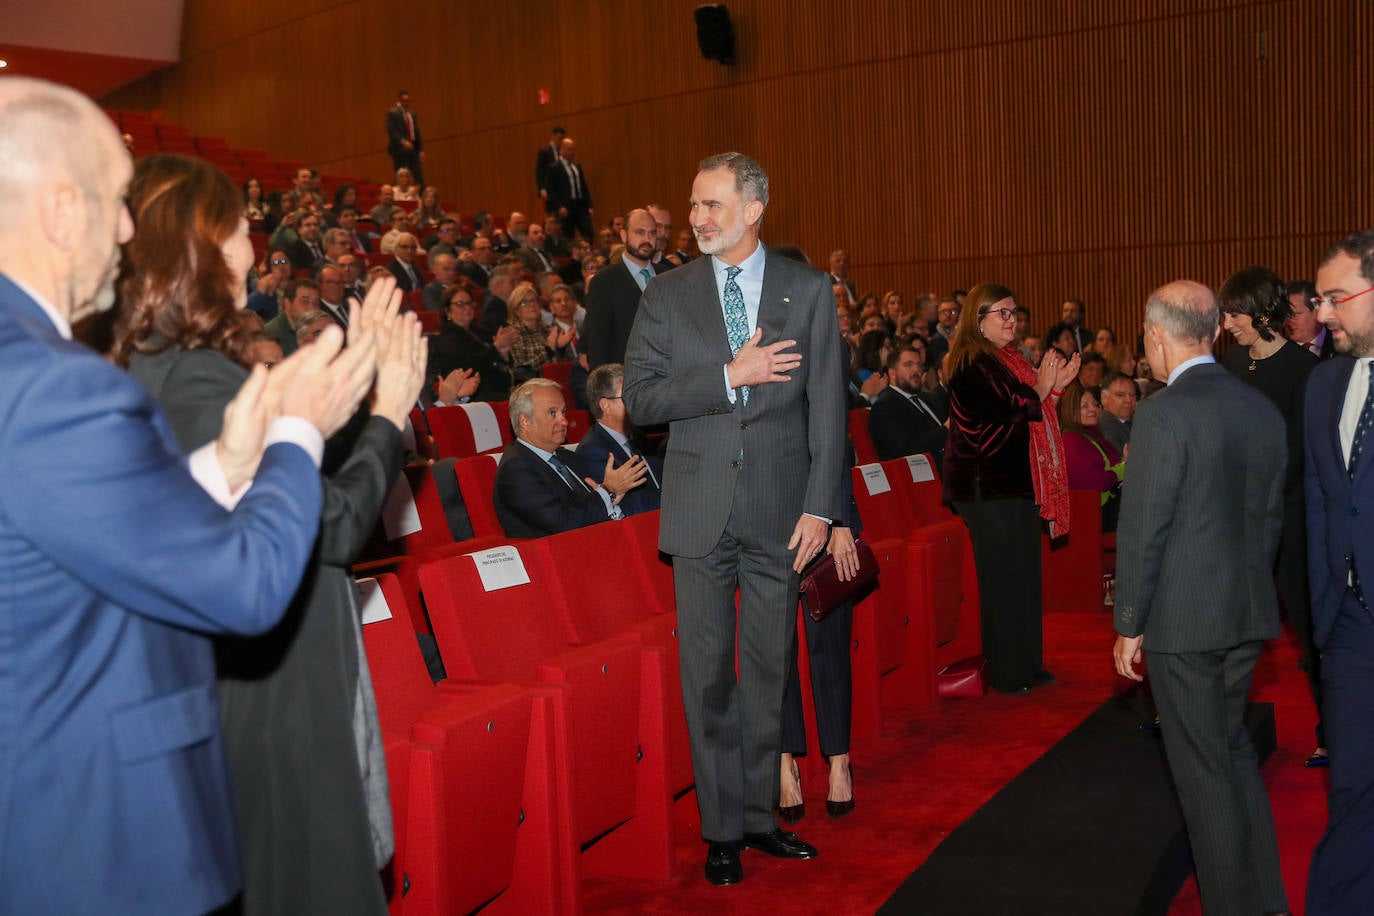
top-left (287, 212), bottom-right (326, 271)
top-left (262, 278), bottom-right (321, 357)
top-left (422, 253), bottom-right (458, 312)
top-left (387, 233), bottom-right (424, 292)
top-left (493, 379), bottom-right (648, 537)
top-left (868, 343), bottom-right (947, 463)
top-left (572, 364), bottom-right (662, 516)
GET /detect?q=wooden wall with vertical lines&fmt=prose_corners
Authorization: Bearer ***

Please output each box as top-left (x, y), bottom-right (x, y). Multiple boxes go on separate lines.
top-left (105, 0), bottom-right (1372, 339)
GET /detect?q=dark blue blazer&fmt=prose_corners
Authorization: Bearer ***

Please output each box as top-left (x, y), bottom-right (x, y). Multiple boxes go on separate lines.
top-left (1304, 355), bottom-right (1371, 648)
top-left (571, 422), bottom-right (663, 516)
top-left (493, 440), bottom-right (612, 537)
top-left (0, 275), bottom-right (323, 914)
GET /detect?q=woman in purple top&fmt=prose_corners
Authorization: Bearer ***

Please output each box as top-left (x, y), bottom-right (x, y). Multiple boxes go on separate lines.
top-left (1058, 380), bottom-right (1125, 531)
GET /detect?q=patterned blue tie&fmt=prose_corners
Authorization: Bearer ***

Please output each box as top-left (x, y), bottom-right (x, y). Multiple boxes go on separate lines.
top-left (723, 265), bottom-right (751, 404)
top-left (1349, 360), bottom-right (1374, 480)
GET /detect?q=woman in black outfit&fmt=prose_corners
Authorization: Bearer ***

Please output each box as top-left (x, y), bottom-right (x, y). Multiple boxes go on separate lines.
top-left (943, 284), bottom-right (1079, 694)
top-left (1219, 265), bottom-right (1325, 766)
top-left (778, 443), bottom-right (861, 821)
top-left (115, 154), bottom-right (425, 916)
top-left (426, 280), bottom-right (516, 402)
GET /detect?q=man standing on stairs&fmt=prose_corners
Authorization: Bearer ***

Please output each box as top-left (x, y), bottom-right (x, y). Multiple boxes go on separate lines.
top-left (1112, 280), bottom-right (1288, 916)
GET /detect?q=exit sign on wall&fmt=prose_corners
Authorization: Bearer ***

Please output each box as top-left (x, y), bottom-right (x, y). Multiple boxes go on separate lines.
top-left (537, 88), bottom-right (550, 105)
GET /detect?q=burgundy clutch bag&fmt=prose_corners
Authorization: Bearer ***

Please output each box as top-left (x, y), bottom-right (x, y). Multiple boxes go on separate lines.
top-left (799, 537), bottom-right (880, 622)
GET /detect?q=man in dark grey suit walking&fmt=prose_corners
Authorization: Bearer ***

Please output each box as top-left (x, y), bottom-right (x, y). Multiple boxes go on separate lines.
top-left (623, 153), bottom-right (846, 886)
top-left (1113, 280), bottom-right (1289, 916)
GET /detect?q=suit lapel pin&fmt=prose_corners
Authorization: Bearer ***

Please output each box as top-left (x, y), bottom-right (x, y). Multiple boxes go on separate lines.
top-left (783, 297), bottom-right (790, 303)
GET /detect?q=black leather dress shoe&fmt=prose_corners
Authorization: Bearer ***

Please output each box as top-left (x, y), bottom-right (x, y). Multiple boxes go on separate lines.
top-left (1304, 750), bottom-right (1330, 768)
top-left (742, 828), bottom-right (818, 859)
top-left (705, 841), bottom-right (743, 885)
top-left (1029, 669), bottom-right (1056, 687)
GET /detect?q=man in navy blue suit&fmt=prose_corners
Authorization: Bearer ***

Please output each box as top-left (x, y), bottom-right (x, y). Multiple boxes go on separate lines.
top-left (0, 77), bottom-right (376, 915)
top-left (1304, 229), bottom-right (1374, 914)
top-left (573, 363), bottom-right (663, 516)
top-left (493, 378), bottom-right (647, 537)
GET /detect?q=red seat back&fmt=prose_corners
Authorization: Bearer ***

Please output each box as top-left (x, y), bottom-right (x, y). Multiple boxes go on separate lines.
top-left (849, 408), bottom-right (877, 464)
top-left (454, 453), bottom-right (504, 539)
top-left (427, 401), bottom-right (510, 459)
top-left (852, 462), bottom-right (915, 541)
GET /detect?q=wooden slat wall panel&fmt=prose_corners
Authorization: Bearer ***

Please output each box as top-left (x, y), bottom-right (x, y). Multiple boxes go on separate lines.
top-left (103, 0), bottom-right (1372, 340)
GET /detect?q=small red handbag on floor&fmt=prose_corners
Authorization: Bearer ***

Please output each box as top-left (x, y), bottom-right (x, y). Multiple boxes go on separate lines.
top-left (937, 656), bottom-right (988, 698)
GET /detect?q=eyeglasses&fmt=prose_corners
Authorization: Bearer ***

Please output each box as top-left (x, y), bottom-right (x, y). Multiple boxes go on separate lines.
top-left (450, 300), bottom-right (475, 309)
top-left (938, 308), bottom-right (959, 316)
top-left (270, 258), bottom-right (289, 267)
top-left (980, 307), bottom-right (1016, 322)
top-left (1311, 287), bottom-right (1374, 312)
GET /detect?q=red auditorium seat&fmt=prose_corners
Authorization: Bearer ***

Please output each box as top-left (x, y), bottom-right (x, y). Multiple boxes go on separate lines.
top-left (416, 310), bottom-right (440, 334)
top-left (426, 401), bottom-right (510, 459)
top-left (563, 408), bottom-right (591, 444)
top-left (1041, 489), bottom-right (1106, 613)
top-left (403, 290), bottom-right (424, 312)
top-left (419, 546), bottom-right (673, 881)
top-left (620, 510), bottom-right (675, 615)
top-left (366, 462), bottom-right (464, 560)
top-left (849, 407), bottom-right (878, 464)
top-left (541, 361), bottom-right (576, 407)
top-left (535, 523), bottom-right (694, 843)
top-left (883, 453), bottom-right (952, 525)
top-left (360, 575), bottom-right (571, 915)
top-left (454, 453), bottom-right (504, 538)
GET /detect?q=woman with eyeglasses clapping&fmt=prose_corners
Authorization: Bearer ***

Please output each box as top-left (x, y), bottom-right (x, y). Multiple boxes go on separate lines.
top-left (944, 284), bottom-right (1078, 695)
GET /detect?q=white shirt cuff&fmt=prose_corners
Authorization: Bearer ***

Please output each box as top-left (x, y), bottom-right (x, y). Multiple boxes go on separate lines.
top-left (804, 512), bottom-right (832, 525)
top-left (188, 442), bottom-right (239, 510)
top-left (188, 417), bottom-right (324, 511)
top-left (723, 365), bottom-right (736, 404)
top-left (268, 416), bottom-right (325, 467)
top-left (594, 486), bottom-right (623, 520)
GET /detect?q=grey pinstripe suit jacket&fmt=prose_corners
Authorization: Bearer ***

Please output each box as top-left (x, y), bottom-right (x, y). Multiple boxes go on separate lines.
top-left (622, 247), bottom-right (846, 559)
top-left (1114, 362), bottom-right (1286, 652)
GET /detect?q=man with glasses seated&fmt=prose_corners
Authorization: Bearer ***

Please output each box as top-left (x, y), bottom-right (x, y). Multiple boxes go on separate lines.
top-left (926, 296), bottom-right (961, 370)
top-left (423, 253), bottom-right (459, 312)
top-left (387, 233), bottom-right (423, 293)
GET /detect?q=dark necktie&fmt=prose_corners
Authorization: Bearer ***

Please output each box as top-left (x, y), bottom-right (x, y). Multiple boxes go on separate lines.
top-left (626, 439), bottom-right (658, 489)
top-left (909, 392), bottom-right (941, 425)
top-left (548, 454), bottom-right (584, 491)
top-left (1349, 361), bottom-right (1374, 480)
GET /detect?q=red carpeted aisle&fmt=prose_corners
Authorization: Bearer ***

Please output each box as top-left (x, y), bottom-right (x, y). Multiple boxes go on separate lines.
top-left (580, 612), bottom-right (1327, 915)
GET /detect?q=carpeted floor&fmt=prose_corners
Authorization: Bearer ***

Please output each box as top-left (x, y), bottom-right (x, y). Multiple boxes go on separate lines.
top-left (579, 611), bottom-right (1327, 915)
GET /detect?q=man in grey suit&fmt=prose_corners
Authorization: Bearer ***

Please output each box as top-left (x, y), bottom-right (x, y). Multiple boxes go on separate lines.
top-left (624, 153), bottom-right (846, 886)
top-left (1113, 280), bottom-right (1289, 916)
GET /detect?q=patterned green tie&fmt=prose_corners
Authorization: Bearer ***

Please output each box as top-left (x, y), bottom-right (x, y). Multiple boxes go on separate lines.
top-left (723, 265), bottom-right (750, 404)
top-left (639, 267), bottom-right (651, 288)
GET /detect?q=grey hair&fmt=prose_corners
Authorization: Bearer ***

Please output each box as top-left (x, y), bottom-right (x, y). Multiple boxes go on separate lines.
top-left (698, 152), bottom-right (769, 208)
top-left (292, 309), bottom-right (330, 340)
top-left (322, 228), bottom-right (349, 247)
top-left (586, 363), bottom-right (625, 420)
top-left (509, 378), bottom-right (562, 435)
top-left (1144, 282), bottom-right (1218, 344)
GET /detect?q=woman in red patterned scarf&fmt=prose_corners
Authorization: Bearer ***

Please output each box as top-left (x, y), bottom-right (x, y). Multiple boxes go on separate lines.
top-left (943, 284), bottom-right (1079, 694)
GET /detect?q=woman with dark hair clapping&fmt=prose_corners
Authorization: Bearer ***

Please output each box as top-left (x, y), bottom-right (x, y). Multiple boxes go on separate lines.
top-left (114, 153), bottom-right (425, 916)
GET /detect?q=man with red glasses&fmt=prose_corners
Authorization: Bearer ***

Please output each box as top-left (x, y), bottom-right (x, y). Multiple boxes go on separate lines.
top-left (1304, 228), bottom-right (1374, 914)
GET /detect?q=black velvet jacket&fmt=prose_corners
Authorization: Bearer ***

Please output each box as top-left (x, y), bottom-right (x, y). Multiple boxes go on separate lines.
top-left (942, 351), bottom-right (1042, 503)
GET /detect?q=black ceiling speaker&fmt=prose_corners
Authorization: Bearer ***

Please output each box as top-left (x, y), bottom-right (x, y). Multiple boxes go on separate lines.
top-left (695, 4), bottom-right (736, 65)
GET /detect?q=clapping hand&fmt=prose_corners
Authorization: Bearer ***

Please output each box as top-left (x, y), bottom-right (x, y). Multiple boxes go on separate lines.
top-left (371, 311), bottom-right (428, 430)
top-left (595, 454), bottom-right (648, 505)
top-left (271, 324), bottom-right (378, 439)
top-left (217, 364), bottom-right (281, 491)
top-left (437, 368), bottom-right (480, 404)
top-left (546, 323), bottom-right (575, 351)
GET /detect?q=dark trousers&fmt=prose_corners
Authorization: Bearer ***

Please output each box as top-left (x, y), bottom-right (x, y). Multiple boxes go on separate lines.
top-left (1308, 590), bottom-right (1374, 914)
top-left (954, 497), bottom-right (1043, 692)
top-left (1148, 642), bottom-right (1287, 915)
top-left (674, 506), bottom-right (797, 842)
top-left (561, 203), bottom-right (594, 242)
top-left (1277, 500), bottom-right (1324, 747)
top-left (780, 602), bottom-right (853, 758)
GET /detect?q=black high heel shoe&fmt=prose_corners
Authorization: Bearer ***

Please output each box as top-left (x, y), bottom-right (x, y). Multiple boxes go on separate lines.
top-left (780, 758), bottom-right (807, 823)
top-left (826, 765), bottom-right (855, 818)
top-left (778, 759), bottom-right (805, 823)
